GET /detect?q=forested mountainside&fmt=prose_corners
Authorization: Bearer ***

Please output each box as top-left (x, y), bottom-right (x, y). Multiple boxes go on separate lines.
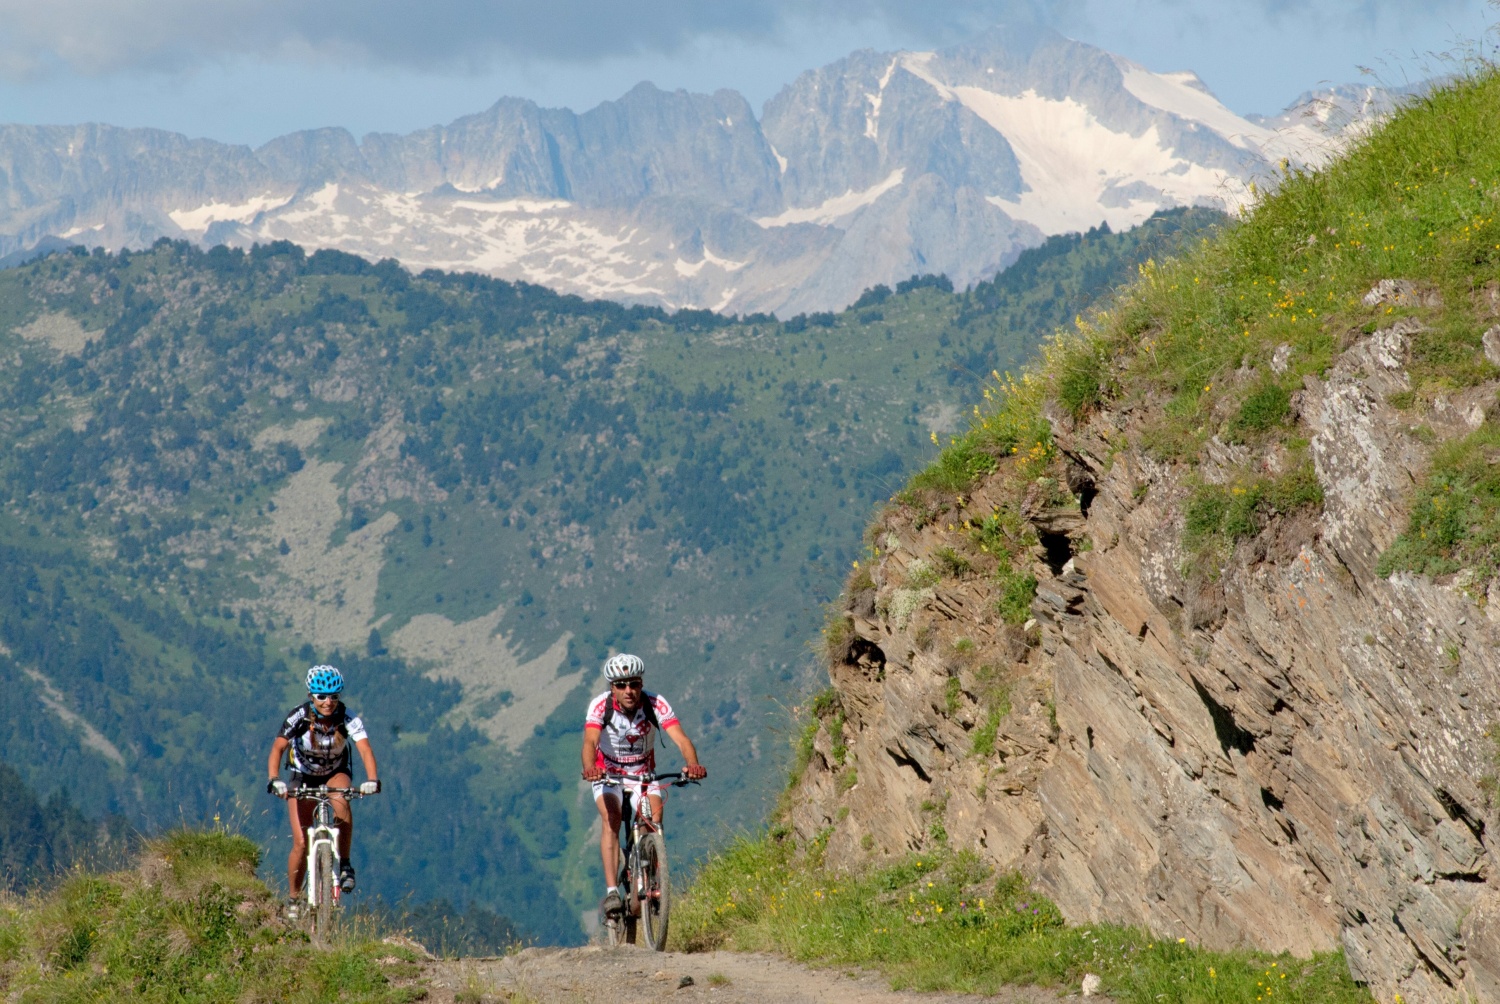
top-left (788, 69), bottom-right (1500, 1002)
top-left (0, 207), bottom-right (1218, 941)
top-left (0, 763), bottom-right (131, 893)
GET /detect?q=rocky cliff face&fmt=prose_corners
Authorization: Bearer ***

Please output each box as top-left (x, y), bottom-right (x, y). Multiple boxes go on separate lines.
top-left (791, 295), bottom-right (1500, 1001)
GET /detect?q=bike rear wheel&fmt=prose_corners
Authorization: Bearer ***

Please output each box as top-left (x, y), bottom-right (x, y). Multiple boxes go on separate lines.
top-left (640, 832), bottom-right (670, 951)
top-left (312, 845), bottom-right (335, 941)
top-left (620, 858), bottom-right (640, 945)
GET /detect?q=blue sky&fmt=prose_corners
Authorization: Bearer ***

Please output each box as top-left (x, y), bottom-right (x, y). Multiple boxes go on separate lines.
top-left (0, 0), bottom-right (1492, 146)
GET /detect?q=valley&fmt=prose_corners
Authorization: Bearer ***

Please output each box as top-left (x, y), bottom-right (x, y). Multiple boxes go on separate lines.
top-left (0, 209), bottom-right (1217, 941)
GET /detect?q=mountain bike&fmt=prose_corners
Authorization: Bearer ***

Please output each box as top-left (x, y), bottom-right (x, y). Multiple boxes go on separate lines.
top-left (287, 785), bottom-right (375, 942)
top-left (599, 771), bottom-right (699, 951)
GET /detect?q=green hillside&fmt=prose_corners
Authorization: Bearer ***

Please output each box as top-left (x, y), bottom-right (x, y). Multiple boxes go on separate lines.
top-left (0, 208), bottom-right (1219, 940)
top-left (671, 61), bottom-right (1500, 1004)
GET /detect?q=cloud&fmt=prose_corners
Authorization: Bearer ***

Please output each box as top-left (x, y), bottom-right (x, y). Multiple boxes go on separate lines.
top-left (0, 0), bottom-right (1477, 81)
top-left (0, 0), bottom-right (1068, 79)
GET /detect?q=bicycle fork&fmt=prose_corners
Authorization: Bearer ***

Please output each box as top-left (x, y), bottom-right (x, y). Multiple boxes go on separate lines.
top-left (305, 822), bottom-right (342, 909)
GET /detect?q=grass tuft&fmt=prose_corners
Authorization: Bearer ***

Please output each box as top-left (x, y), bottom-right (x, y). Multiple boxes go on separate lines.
top-left (1183, 463), bottom-right (1324, 569)
top-left (1378, 424), bottom-right (1500, 578)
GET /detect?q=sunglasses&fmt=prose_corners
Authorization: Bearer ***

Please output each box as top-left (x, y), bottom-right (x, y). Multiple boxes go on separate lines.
top-left (310, 692), bottom-right (340, 701)
top-left (611, 679), bottom-right (643, 690)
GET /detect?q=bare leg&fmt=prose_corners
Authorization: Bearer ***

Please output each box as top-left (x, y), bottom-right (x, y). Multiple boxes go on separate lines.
top-left (328, 772), bottom-right (353, 862)
top-left (287, 797), bottom-right (314, 896)
top-left (595, 792), bottom-right (622, 886)
top-left (648, 791), bottom-right (665, 825)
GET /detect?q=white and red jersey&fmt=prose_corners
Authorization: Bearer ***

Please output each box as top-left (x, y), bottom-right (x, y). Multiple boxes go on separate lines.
top-left (584, 691), bottom-right (679, 774)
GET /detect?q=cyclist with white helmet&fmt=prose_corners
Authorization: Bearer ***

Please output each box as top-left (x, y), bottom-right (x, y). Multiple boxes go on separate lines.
top-left (266, 665), bottom-right (380, 913)
top-left (581, 653), bottom-right (706, 916)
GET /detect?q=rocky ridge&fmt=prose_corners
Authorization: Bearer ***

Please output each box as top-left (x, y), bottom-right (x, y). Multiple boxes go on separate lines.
top-left (0, 27), bottom-right (1378, 315)
top-left (791, 284), bottom-right (1500, 1002)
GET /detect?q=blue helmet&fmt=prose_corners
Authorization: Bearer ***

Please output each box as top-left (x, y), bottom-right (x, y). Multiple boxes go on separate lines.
top-left (306, 665), bottom-right (345, 695)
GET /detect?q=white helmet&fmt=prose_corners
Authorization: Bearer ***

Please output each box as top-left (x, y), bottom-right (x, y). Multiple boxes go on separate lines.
top-left (603, 653), bottom-right (645, 682)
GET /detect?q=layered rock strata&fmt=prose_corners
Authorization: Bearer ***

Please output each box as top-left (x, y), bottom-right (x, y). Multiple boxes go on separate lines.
top-left (791, 314), bottom-right (1500, 1002)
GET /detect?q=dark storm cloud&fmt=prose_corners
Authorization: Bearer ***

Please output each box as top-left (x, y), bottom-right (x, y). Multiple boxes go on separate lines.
top-left (0, 0), bottom-right (1469, 79)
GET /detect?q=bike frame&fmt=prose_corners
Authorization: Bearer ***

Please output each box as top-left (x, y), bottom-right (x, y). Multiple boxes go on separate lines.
top-left (600, 772), bottom-right (670, 888)
top-left (598, 770), bottom-right (696, 949)
top-left (307, 798), bottom-right (340, 911)
top-left (289, 786), bottom-right (368, 912)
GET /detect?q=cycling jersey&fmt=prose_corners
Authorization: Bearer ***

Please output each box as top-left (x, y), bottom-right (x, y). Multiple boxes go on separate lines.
top-left (584, 691), bottom-right (678, 773)
top-left (277, 703), bottom-right (368, 777)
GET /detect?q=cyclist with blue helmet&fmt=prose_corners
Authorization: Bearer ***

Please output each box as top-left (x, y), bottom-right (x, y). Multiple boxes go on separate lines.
top-left (266, 664), bottom-right (380, 913)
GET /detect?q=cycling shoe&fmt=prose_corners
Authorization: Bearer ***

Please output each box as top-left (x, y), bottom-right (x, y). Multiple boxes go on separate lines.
top-left (601, 888), bottom-right (623, 915)
top-left (339, 865), bottom-right (356, 893)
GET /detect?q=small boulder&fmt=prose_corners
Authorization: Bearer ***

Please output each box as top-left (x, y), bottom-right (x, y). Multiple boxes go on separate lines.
top-left (1362, 279), bottom-right (1437, 307)
top-left (1483, 324), bottom-right (1500, 367)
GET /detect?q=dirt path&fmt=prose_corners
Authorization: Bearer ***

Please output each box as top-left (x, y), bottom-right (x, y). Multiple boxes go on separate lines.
top-left (415, 945), bottom-right (1109, 1003)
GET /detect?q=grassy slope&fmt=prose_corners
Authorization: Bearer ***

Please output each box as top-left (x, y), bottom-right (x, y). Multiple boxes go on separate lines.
top-left (676, 55), bottom-right (1500, 1004)
top-left (883, 65), bottom-right (1500, 583)
top-left (0, 210), bottom-right (1217, 939)
top-left (0, 830), bottom-right (422, 1003)
top-left (674, 835), bottom-right (1368, 1004)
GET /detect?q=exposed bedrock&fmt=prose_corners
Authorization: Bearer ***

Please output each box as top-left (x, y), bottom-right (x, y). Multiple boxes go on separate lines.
top-left (791, 323), bottom-right (1500, 1001)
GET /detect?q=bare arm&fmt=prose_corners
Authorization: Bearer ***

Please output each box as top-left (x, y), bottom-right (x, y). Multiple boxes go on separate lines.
top-left (267, 736), bottom-right (289, 783)
top-left (581, 728), bottom-right (603, 779)
top-left (664, 723), bottom-right (705, 777)
top-left (355, 737), bottom-right (378, 783)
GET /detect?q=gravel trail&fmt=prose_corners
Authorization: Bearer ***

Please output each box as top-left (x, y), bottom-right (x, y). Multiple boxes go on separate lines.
top-left (414, 944), bottom-right (1110, 1003)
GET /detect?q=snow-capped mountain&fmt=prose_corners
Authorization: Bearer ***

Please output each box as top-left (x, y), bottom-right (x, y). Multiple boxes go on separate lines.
top-left (0, 26), bottom-right (1385, 315)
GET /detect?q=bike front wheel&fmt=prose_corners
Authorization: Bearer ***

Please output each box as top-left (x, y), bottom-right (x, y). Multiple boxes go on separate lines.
top-left (312, 845), bottom-right (335, 942)
top-left (639, 832), bottom-right (670, 951)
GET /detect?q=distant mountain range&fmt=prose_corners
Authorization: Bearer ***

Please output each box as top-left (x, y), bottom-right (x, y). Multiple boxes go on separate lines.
top-left (0, 24), bottom-right (1393, 315)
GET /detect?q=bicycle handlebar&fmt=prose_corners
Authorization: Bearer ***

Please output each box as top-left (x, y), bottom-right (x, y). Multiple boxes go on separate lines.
top-left (596, 769), bottom-right (702, 788)
top-left (285, 785), bottom-right (377, 799)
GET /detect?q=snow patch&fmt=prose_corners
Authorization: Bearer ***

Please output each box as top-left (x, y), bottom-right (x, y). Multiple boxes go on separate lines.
top-left (1116, 58), bottom-right (1271, 152)
top-left (898, 51), bottom-right (953, 100)
top-left (865, 57), bottom-right (900, 140)
top-left (674, 246), bottom-right (747, 276)
top-left (1118, 57), bottom-right (1341, 167)
top-left (450, 198), bottom-right (572, 214)
top-left (754, 169), bottom-right (905, 228)
top-left (449, 174), bottom-right (507, 194)
top-left (966, 88), bottom-right (1245, 234)
top-left (769, 144), bottom-right (788, 175)
top-left (276, 184), bottom-right (343, 226)
top-left (168, 193), bottom-right (291, 233)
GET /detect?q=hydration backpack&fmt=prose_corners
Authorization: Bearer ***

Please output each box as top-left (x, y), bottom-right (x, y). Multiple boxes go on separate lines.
top-left (601, 692), bottom-right (660, 733)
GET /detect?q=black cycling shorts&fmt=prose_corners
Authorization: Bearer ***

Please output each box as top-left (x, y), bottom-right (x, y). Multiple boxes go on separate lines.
top-left (289, 769), bottom-right (350, 792)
